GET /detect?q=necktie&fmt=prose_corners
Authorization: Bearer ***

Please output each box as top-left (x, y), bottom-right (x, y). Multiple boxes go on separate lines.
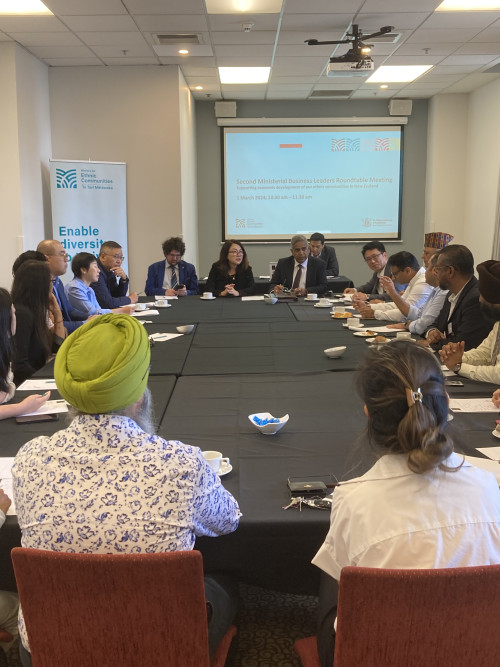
top-left (491, 325), bottom-right (500, 365)
top-left (292, 264), bottom-right (303, 290)
top-left (171, 265), bottom-right (178, 289)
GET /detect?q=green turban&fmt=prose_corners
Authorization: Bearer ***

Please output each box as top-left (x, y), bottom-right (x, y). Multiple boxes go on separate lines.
top-left (55, 314), bottom-right (151, 414)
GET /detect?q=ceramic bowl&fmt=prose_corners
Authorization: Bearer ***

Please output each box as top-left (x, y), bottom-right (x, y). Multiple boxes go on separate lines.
top-left (324, 346), bottom-right (346, 359)
top-left (176, 324), bottom-right (194, 334)
top-left (248, 412), bottom-right (289, 435)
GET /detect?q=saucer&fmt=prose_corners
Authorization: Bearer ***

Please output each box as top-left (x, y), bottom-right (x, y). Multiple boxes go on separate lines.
top-left (314, 302), bottom-right (331, 308)
top-left (200, 296), bottom-right (216, 300)
top-left (218, 463), bottom-right (233, 476)
top-left (492, 429), bottom-right (500, 440)
top-left (155, 303), bottom-right (172, 308)
top-left (305, 297), bottom-right (318, 301)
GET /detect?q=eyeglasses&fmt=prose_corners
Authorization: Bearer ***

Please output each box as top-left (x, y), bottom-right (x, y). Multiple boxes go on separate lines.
top-left (228, 250), bottom-right (244, 255)
top-left (435, 263), bottom-right (452, 272)
top-left (51, 251), bottom-right (69, 259)
top-left (364, 252), bottom-right (382, 263)
top-left (166, 253), bottom-right (182, 259)
top-left (105, 253), bottom-right (124, 261)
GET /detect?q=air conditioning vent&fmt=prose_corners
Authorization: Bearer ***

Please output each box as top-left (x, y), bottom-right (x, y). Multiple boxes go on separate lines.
top-left (310, 90), bottom-right (353, 98)
top-left (152, 33), bottom-right (202, 45)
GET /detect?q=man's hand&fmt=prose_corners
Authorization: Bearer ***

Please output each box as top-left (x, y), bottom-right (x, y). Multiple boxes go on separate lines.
top-left (426, 328), bottom-right (445, 345)
top-left (344, 287), bottom-right (356, 294)
top-left (0, 489), bottom-right (11, 516)
top-left (357, 303), bottom-right (375, 319)
top-left (492, 389), bottom-right (500, 408)
top-left (386, 323), bottom-right (405, 330)
top-left (379, 275), bottom-right (397, 297)
top-left (175, 286), bottom-right (187, 297)
top-left (272, 284), bottom-right (285, 294)
top-left (117, 304), bottom-right (136, 315)
top-left (293, 287), bottom-right (308, 297)
top-left (439, 341), bottom-right (465, 370)
top-left (111, 266), bottom-right (128, 281)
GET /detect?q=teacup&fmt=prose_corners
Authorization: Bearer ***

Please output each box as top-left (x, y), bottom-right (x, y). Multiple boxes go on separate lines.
top-left (134, 303), bottom-right (147, 311)
top-left (334, 306), bottom-right (346, 314)
top-left (156, 299), bottom-right (167, 306)
top-left (319, 298), bottom-right (330, 306)
top-left (396, 331), bottom-right (412, 340)
top-left (202, 450), bottom-right (230, 473)
top-left (307, 293), bottom-right (318, 300)
top-left (350, 317), bottom-right (361, 327)
top-left (203, 292), bottom-right (213, 299)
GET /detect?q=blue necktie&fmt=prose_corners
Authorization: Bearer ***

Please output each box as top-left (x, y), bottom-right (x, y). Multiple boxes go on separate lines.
top-left (170, 265), bottom-right (178, 289)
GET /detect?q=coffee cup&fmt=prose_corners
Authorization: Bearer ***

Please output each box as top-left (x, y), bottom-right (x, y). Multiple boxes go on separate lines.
top-left (396, 331), bottom-right (412, 340)
top-left (307, 293), bottom-right (317, 300)
top-left (202, 450), bottom-right (230, 473)
top-left (319, 298), bottom-right (330, 306)
top-left (156, 299), bottom-right (167, 307)
top-left (350, 318), bottom-right (361, 327)
top-left (134, 303), bottom-right (147, 311)
top-left (203, 292), bottom-right (213, 299)
top-left (334, 305), bottom-right (346, 314)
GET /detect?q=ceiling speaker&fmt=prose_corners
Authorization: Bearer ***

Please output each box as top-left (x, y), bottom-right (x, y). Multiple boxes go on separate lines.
top-left (389, 99), bottom-right (412, 116)
top-left (215, 101), bottom-right (237, 118)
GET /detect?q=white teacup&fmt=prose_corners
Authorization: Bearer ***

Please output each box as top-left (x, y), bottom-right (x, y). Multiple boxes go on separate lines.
top-left (156, 299), bottom-right (167, 306)
top-left (350, 318), bottom-right (361, 327)
top-left (334, 305), bottom-right (346, 314)
top-left (396, 331), bottom-right (412, 340)
top-left (319, 298), bottom-right (330, 306)
top-left (134, 303), bottom-right (147, 311)
top-left (307, 293), bottom-right (318, 300)
top-left (203, 292), bottom-right (213, 299)
top-left (202, 450), bottom-right (230, 473)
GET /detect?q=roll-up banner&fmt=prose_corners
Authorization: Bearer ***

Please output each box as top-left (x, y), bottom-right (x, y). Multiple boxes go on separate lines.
top-left (49, 159), bottom-right (128, 281)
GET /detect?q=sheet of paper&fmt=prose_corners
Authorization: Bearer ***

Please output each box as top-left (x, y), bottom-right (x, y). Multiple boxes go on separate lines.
top-left (258, 275), bottom-right (270, 279)
top-left (155, 296), bottom-right (178, 300)
top-left (241, 296), bottom-right (265, 301)
top-left (464, 455), bottom-right (500, 484)
top-left (131, 309), bottom-right (159, 317)
top-left (356, 326), bottom-right (397, 333)
top-left (20, 399), bottom-right (69, 417)
top-left (476, 447), bottom-right (500, 460)
top-left (17, 379), bottom-right (57, 391)
top-left (137, 320), bottom-right (153, 324)
top-left (449, 398), bottom-right (498, 413)
top-left (148, 333), bottom-right (183, 342)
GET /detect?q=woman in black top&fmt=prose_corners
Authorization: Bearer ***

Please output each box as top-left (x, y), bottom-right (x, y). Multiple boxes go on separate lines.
top-left (206, 241), bottom-right (255, 297)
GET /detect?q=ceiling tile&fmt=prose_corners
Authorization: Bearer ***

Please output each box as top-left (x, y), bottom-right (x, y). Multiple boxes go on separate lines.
top-left (9, 31), bottom-right (84, 47)
top-left (214, 44), bottom-right (274, 57)
top-left (101, 57), bottom-right (160, 65)
top-left (44, 0), bottom-right (128, 15)
top-left (272, 56), bottom-right (328, 75)
top-left (208, 14), bottom-right (281, 30)
top-left (360, 0), bottom-right (441, 11)
top-left (440, 54), bottom-right (498, 66)
top-left (123, 0), bottom-right (205, 14)
top-left (422, 11), bottom-right (500, 29)
top-left (407, 28), bottom-right (484, 43)
top-left (0, 16), bottom-right (67, 32)
top-left (211, 30), bottom-right (277, 45)
top-left (355, 12), bottom-right (431, 30)
top-left (44, 57), bottom-right (103, 66)
top-left (280, 14), bottom-right (353, 31)
top-left (91, 43), bottom-right (155, 57)
top-left (28, 45), bottom-right (97, 58)
top-left (61, 15), bottom-right (137, 32)
top-left (455, 42), bottom-right (500, 55)
top-left (134, 15), bottom-right (209, 32)
top-left (215, 56), bottom-right (272, 66)
top-left (394, 42), bottom-right (461, 56)
top-left (77, 32), bottom-right (149, 47)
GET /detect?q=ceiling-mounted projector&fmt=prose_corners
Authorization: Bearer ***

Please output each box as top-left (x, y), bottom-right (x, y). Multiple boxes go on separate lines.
top-left (327, 58), bottom-right (374, 77)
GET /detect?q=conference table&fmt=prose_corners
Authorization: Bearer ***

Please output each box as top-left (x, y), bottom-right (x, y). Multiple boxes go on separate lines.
top-left (0, 295), bottom-right (498, 594)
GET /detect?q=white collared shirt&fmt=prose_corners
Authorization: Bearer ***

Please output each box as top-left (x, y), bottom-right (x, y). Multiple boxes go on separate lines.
top-left (371, 267), bottom-right (433, 322)
top-left (162, 260), bottom-right (179, 290)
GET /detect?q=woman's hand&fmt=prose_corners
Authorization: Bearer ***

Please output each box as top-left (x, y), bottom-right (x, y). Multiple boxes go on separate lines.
top-left (225, 283), bottom-right (239, 296)
top-left (18, 391), bottom-right (50, 415)
top-left (492, 389), bottom-right (500, 408)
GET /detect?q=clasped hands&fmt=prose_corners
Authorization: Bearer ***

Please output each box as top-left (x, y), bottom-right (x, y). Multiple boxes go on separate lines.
top-left (439, 340), bottom-right (465, 370)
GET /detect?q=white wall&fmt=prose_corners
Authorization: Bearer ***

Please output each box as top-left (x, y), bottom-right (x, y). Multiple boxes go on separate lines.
top-left (178, 69), bottom-right (198, 268)
top-left (49, 65), bottom-right (189, 291)
top-left (425, 94), bottom-right (468, 243)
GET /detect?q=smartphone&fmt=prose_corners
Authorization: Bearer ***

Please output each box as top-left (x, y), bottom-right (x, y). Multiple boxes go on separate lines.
top-left (176, 284), bottom-right (186, 290)
top-left (288, 480), bottom-right (327, 495)
top-left (16, 413), bottom-right (59, 424)
top-left (445, 379), bottom-right (464, 387)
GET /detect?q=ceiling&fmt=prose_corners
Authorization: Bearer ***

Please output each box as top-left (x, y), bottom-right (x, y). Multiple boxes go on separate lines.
top-left (2, 0), bottom-right (500, 101)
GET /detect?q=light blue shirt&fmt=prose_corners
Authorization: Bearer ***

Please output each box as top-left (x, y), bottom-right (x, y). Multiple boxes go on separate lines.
top-left (65, 277), bottom-right (111, 316)
top-left (407, 286), bottom-right (449, 335)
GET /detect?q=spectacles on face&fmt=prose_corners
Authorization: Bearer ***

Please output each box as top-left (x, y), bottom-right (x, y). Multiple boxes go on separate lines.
top-left (364, 252), bottom-right (382, 263)
top-left (390, 268), bottom-right (405, 279)
top-left (166, 253), bottom-right (182, 260)
top-left (228, 250), bottom-right (244, 255)
top-left (51, 251), bottom-right (69, 260)
top-left (435, 264), bottom-right (452, 273)
top-left (105, 253), bottom-right (124, 261)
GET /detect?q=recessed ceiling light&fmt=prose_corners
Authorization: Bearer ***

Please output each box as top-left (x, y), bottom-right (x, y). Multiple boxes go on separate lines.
top-left (178, 49), bottom-right (189, 55)
top-left (0, 0), bottom-right (52, 14)
top-left (219, 67), bottom-right (270, 84)
top-left (380, 84), bottom-right (389, 89)
top-left (367, 65), bottom-right (433, 83)
top-left (206, 0), bottom-right (282, 14)
top-left (194, 86), bottom-right (203, 90)
top-left (436, 0), bottom-right (500, 9)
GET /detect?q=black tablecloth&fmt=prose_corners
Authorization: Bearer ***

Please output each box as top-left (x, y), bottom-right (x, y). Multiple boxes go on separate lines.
top-left (198, 275), bottom-right (354, 296)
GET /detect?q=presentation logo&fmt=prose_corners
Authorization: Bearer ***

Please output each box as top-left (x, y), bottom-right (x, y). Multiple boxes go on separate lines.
top-left (235, 219), bottom-right (246, 228)
top-left (56, 169), bottom-right (78, 189)
top-left (331, 138), bottom-right (360, 152)
top-left (375, 137), bottom-right (401, 151)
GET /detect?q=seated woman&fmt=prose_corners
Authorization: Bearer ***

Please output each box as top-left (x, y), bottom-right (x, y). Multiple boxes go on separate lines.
top-left (206, 241), bottom-right (255, 297)
top-left (313, 341), bottom-right (500, 667)
top-left (0, 288), bottom-right (49, 418)
top-left (12, 261), bottom-right (67, 386)
top-left (65, 253), bottom-right (135, 317)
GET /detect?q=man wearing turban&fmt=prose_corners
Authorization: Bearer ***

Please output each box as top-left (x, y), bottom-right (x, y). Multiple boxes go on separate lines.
top-left (12, 315), bottom-right (241, 663)
top-left (440, 259), bottom-right (500, 384)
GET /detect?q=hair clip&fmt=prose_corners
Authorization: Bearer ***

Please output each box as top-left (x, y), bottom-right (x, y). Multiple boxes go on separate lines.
top-left (405, 387), bottom-right (423, 407)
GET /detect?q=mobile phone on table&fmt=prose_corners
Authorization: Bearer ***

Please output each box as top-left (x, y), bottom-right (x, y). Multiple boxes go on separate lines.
top-left (176, 284), bottom-right (185, 289)
top-left (444, 379), bottom-right (464, 386)
top-left (16, 413), bottom-right (59, 424)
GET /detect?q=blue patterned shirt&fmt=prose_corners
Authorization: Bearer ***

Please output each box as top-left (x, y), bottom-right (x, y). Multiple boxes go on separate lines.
top-left (13, 413), bottom-right (241, 650)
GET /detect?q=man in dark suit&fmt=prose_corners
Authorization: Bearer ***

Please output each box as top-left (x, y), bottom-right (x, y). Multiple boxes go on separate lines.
top-left (423, 244), bottom-right (493, 351)
top-left (145, 237), bottom-right (199, 296)
top-left (37, 239), bottom-right (86, 333)
top-left (309, 233), bottom-right (339, 277)
top-left (344, 241), bottom-right (393, 302)
top-left (270, 234), bottom-right (327, 296)
top-left (92, 241), bottom-right (138, 309)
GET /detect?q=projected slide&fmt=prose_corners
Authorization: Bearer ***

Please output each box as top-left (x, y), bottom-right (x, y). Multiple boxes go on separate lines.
top-left (224, 126), bottom-right (402, 241)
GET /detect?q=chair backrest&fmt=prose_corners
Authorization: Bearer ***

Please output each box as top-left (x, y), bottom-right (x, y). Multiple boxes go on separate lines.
top-left (12, 548), bottom-right (212, 667)
top-left (334, 564), bottom-right (500, 667)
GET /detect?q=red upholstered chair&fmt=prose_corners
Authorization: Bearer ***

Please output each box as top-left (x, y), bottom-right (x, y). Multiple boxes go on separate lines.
top-left (12, 548), bottom-right (236, 667)
top-left (294, 564), bottom-right (500, 667)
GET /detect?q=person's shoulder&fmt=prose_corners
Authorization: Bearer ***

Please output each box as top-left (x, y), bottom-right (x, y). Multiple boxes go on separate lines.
top-left (149, 259), bottom-right (165, 269)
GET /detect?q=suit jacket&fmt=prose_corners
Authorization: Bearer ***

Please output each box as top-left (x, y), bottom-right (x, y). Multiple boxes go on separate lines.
top-left (426, 276), bottom-right (493, 351)
top-left (91, 259), bottom-right (131, 308)
top-left (205, 264), bottom-right (255, 297)
top-left (319, 245), bottom-right (339, 277)
top-left (357, 264), bottom-right (392, 301)
top-left (145, 260), bottom-right (199, 296)
top-left (53, 277), bottom-right (85, 333)
top-left (270, 256), bottom-right (327, 294)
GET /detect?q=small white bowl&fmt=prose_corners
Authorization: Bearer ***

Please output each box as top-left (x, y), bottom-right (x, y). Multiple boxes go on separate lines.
top-left (324, 346), bottom-right (346, 359)
top-left (248, 412), bottom-right (289, 435)
top-left (176, 324), bottom-right (194, 334)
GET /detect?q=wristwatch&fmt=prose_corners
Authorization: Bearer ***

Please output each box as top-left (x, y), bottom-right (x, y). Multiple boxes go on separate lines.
top-left (453, 363), bottom-right (462, 374)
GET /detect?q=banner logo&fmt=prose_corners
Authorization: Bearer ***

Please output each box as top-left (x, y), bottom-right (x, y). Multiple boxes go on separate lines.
top-left (331, 138), bottom-right (360, 152)
top-left (56, 169), bottom-right (77, 189)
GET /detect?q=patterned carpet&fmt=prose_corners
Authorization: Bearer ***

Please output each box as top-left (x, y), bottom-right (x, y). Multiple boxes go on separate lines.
top-left (228, 584), bottom-right (318, 667)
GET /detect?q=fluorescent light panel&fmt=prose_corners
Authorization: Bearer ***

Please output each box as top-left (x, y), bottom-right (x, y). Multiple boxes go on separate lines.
top-left (367, 65), bottom-right (433, 83)
top-left (219, 67), bottom-right (270, 84)
top-left (0, 0), bottom-right (51, 13)
top-left (206, 0), bottom-right (282, 14)
top-left (436, 0), bottom-right (500, 9)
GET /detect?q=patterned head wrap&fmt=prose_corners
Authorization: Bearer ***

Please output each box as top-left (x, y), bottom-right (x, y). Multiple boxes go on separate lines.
top-left (55, 314), bottom-right (150, 413)
top-left (423, 232), bottom-right (454, 249)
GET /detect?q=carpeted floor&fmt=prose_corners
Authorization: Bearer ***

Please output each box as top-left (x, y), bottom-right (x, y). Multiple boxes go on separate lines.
top-left (228, 584), bottom-right (318, 667)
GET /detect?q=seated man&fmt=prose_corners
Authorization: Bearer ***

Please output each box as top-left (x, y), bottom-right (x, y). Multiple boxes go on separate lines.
top-left (440, 259), bottom-right (500, 384)
top-left (270, 234), bottom-right (327, 296)
top-left (422, 231), bottom-right (453, 268)
top-left (91, 241), bottom-right (138, 309)
top-left (424, 245), bottom-right (492, 351)
top-left (12, 314), bottom-right (241, 663)
top-left (343, 241), bottom-right (393, 302)
top-left (386, 253), bottom-right (448, 335)
top-left (145, 237), bottom-right (199, 296)
top-left (309, 233), bottom-right (339, 277)
top-left (37, 240), bottom-right (86, 332)
top-left (356, 251), bottom-right (433, 322)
